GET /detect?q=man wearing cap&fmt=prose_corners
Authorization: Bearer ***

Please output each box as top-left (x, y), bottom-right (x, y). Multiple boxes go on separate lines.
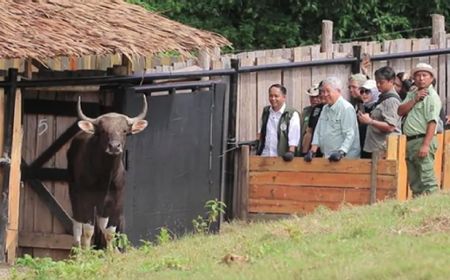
top-left (398, 63), bottom-right (442, 197)
top-left (256, 84), bottom-right (301, 162)
top-left (304, 76), bottom-right (360, 162)
top-left (358, 66), bottom-right (401, 159)
top-left (300, 83), bottom-right (324, 155)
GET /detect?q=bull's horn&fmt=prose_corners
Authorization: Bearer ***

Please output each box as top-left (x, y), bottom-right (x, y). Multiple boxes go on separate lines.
top-left (77, 96), bottom-right (96, 123)
top-left (126, 94), bottom-right (148, 124)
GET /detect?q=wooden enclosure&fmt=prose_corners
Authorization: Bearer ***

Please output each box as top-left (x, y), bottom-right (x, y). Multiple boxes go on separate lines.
top-left (234, 132), bottom-right (450, 219)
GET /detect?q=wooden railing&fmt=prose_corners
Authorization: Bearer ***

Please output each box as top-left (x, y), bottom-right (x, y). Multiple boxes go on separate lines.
top-left (234, 131), bottom-right (450, 219)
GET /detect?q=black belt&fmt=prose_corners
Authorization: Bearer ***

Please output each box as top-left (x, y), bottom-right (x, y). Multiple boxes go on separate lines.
top-left (406, 134), bottom-right (426, 141)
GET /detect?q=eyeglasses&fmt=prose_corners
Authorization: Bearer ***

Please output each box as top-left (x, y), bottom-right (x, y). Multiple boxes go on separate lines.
top-left (360, 89), bottom-right (371, 95)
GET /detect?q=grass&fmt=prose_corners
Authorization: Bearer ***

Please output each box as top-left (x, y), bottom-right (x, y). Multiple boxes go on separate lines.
top-left (10, 192), bottom-right (450, 280)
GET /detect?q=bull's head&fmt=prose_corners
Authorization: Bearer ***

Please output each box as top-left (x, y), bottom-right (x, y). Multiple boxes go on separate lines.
top-left (77, 95), bottom-right (148, 155)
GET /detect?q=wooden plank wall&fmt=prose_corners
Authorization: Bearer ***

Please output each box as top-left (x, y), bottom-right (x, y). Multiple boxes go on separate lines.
top-left (247, 157), bottom-right (398, 215)
top-left (244, 132), bottom-right (450, 217)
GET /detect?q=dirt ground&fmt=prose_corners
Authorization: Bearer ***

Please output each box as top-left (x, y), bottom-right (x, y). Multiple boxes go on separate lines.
top-left (0, 264), bottom-right (11, 278)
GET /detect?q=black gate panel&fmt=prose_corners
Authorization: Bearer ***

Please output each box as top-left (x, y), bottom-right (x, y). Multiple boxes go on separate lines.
top-left (123, 84), bottom-right (225, 244)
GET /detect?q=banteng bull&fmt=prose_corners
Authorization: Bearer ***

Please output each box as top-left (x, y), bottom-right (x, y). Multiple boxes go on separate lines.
top-left (67, 95), bottom-right (148, 249)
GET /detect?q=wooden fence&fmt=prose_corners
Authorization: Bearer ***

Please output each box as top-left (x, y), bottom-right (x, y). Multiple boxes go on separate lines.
top-left (234, 131), bottom-right (450, 219)
top-left (231, 35), bottom-right (450, 142)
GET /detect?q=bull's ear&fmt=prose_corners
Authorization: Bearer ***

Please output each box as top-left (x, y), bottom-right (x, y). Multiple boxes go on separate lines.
top-left (78, 120), bottom-right (95, 134)
top-left (131, 120), bottom-right (148, 134)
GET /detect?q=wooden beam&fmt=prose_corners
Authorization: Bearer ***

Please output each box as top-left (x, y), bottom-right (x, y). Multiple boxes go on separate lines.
top-left (31, 58), bottom-right (50, 72)
top-left (24, 99), bottom-right (110, 117)
top-left (19, 232), bottom-right (72, 250)
top-left (0, 69), bottom-right (18, 263)
top-left (22, 167), bottom-right (68, 181)
top-left (235, 146), bottom-right (249, 220)
top-left (442, 130), bottom-right (450, 191)
top-left (397, 136), bottom-right (408, 200)
top-left (29, 122), bottom-right (79, 168)
top-left (24, 175), bottom-right (72, 234)
top-left (5, 88), bottom-right (22, 264)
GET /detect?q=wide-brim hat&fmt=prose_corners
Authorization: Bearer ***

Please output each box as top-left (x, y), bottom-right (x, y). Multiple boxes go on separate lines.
top-left (411, 63), bottom-right (436, 78)
top-left (305, 84), bottom-right (320, 96)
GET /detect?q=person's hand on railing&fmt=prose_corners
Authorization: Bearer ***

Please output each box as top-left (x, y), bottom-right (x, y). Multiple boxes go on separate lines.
top-left (328, 150), bottom-right (345, 162)
top-left (304, 150), bottom-right (315, 162)
top-left (282, 151), bottom-right (294, 162)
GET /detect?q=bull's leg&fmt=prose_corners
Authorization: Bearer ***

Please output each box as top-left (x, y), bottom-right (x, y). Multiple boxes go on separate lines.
top-left (81, 223), bottom-right (94, 249)
top-left (104, 226), bottom-right (117, 251)
top-left (73, 221), bottom-right (82, 247)
top-left (97, 216), bottom-right (109, 232)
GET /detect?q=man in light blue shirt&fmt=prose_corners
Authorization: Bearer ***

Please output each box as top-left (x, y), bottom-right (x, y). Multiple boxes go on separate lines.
top-left (304, 77), bottom-right (361, 161)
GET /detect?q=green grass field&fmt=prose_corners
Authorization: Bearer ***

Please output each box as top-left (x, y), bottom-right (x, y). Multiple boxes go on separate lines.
top-left (10, 192), bottom-right (450, 280)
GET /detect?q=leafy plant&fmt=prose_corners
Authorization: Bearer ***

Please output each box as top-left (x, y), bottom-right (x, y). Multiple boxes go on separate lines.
top-left (192, 199), bottom-right (226, 234)
top-left (113, 232), bottom-right (131, 251)
top-left (156, 227), bottom-right (173, 245)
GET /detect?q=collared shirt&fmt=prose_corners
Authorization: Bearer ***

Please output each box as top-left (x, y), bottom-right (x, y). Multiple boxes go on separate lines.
top-left (402, 85), bottom-right (441, 136)
top-left (261, 103), bottom-right (301, 156)
top-left (364, 90), bottom-right (402, 153)
top-left (312, 96), bottom-right (360, 158)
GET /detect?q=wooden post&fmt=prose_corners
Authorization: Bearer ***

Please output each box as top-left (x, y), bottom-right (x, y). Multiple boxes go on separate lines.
top-left (370, 151), bottom-right (379, 204)
top-left (0, 69), bottom-right (20, 263)
top-left (431, 14), bottom-right (445, 45)
top-left (441, 130), bottom-right (450, 191)
top-left (233, 146), bottom-right (249, 220)
top-left (5, 88), bottom-right (22, 264)
top-left (199, 49), bottom-right (211, 82)
top-left (386, 135), bottom-right (408, 200)
top-left (320, 20), bottom-right (333, 53)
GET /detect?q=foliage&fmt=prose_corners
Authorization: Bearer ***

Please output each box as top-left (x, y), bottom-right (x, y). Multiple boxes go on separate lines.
top-left (129, 0), bottom-right (450, 51)
top-left (192, 198), bottom-right (227, 234)
top-left (156, 227), bottom-right (173, 245)
top-left (113, 232), bottom-right (131, 251)
top-left (11, 193), bottom-right (450, 279)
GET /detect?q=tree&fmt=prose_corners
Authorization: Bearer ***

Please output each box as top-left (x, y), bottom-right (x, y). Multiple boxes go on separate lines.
top-left (128, 0), bottom-right (450, 51)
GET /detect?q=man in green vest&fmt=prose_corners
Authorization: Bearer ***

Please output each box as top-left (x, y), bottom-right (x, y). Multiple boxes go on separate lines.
top-left (398, 63), bottom-right (442, 197)
top-left (256, 84), bottom-right (301, 161)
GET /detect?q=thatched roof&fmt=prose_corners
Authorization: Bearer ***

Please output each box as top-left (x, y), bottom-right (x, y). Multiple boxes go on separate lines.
top-left (0, 0), bottom-right (230, 59)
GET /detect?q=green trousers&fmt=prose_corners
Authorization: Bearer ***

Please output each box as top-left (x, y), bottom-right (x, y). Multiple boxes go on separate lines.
top-left (406, 137), bottom-right (438, 197)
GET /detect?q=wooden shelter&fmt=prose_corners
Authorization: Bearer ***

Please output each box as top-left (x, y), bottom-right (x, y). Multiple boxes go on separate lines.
top-left (0, 0), bottom-right (230, 263)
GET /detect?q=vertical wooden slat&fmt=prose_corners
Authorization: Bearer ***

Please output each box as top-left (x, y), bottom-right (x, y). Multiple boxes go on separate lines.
top-left (237, 56), bottom-right (257, 142)
top-left (297, 46), bottom-right (312, 112)
top-left (386, 134), bottom-right (399, 160)
top-left (235, 146), bottom-right (249, 220)
top-left (20, 90), bottom-right (38, 257)
top-left (32, 90), bottom-right (55, 258)
top-left (51, 92), bottom-right (73, 260)
top-left (434, 133), bottom-right (444, 189)
top-left (441, 130), bottom-right (450, 191)
top-left (397, 136), bottom-right (408, 200)
top-left (282, 48), bottom-right (304, 113)
top-left (370, 151), bottom-right (379, 204)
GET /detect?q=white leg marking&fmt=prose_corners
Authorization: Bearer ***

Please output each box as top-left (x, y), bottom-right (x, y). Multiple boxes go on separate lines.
top-left (104, 226), bottom-right (117, 249)
top-left (72, 221), bottom-right (82, 246)
top-left (97, 216), bottom-right (109, 232)
top-left (81, 223), bottom-right (94, 249)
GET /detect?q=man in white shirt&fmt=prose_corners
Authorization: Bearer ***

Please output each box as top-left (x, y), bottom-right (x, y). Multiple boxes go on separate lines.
top-left (305, 76), bottom-right (361, 162)
top-left (256, 84), bottom-right (301, 161)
